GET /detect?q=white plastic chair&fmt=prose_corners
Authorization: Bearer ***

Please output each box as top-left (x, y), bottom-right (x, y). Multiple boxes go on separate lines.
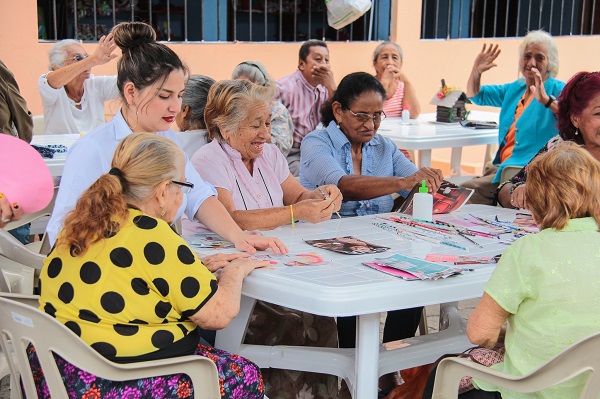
top-left (0, 296), bottom-right (221, 399)
top-left (499, 165), bottom-right (524, 183)
top-left (32, 115), bottom-right (45, 136)
top-left (431, 331), bottom-right (600, 398)
top-left (0, 293), bottom-right (39, 399)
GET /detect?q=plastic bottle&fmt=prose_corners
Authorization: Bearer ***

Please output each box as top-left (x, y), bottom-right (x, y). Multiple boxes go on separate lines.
top-left (402, 109), bottom-right (410, 123)
top-left (412, 180), bottom-right (433, 221)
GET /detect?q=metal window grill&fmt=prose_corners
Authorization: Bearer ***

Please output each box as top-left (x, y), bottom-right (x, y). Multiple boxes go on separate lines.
top-left (421, 0), bottom-right (600, 39)
top-left (37, 0), bottom-right (391, 42)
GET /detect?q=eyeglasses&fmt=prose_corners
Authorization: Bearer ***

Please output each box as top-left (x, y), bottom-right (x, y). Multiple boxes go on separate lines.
top-left (68, 54), bottom-right (90, 62)
top-left (170, 180), bottom-right (194, 194)
top-left (347, 109), bottom-right (386, 123)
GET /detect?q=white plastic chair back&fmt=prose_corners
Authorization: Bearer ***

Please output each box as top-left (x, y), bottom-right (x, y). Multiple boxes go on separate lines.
top-left (32, 115), bottom-right (45, 135)
top-left (431, 331), bottom-right (600, 399)
top-left (499, 165), bottom-right (523, 183)
top-left (0, 296), bottom-right (221, 399)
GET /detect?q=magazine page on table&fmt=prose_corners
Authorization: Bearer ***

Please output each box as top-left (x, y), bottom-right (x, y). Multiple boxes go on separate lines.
top-left (396, 180), bottom-right (474, 215)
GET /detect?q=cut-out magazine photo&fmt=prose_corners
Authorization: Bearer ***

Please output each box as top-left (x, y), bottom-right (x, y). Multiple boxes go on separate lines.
top-left (397, 180), bottom-right (474, 215)
top-left (304, 236), bottom-right (390, 255)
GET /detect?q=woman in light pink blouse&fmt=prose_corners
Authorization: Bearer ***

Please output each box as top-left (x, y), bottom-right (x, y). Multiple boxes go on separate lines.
top-left (373, 41), bottom-right (421, 119)
top-left (188, 79), bottom-right (344, 399)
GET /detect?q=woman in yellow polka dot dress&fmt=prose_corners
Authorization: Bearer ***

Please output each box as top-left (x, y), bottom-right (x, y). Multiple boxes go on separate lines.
top-left (33, 133), bottom-right (269, 399)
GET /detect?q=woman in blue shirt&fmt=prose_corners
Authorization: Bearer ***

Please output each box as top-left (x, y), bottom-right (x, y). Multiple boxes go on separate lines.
top-left (299, 72), bottom-right (443, 394)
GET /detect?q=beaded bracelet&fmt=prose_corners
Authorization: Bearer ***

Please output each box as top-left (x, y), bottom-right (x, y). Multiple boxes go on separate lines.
top-left (509, 181), bottom-right (525, 197)
top-left (290, 204), bottom-right (295, 227)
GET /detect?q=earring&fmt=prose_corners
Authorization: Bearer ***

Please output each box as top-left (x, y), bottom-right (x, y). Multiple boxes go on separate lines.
top-left (160, 207), bottom-right (166, 217)
top-left (336, 120), bottom-right (340, 129)
top-left (575, 128), bottom-right (579, 136)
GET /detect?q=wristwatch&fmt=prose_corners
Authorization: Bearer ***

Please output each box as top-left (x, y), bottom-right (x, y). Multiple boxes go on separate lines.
top-left (545, 95), bottom-right (556, 108)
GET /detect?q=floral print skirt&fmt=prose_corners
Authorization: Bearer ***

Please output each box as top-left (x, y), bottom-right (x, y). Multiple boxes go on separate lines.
top-left (27, 343), bottom-right (264, 399)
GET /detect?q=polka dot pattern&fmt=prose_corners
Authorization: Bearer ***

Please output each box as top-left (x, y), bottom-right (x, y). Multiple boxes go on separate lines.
top-left (47, 258), bottom-right (62, 278)
top-left (80, 261), bottom-right (101, 284)
top-left (79, 309), bottom-right (100, 323)
top-left (177, 245), bottom-right (196, 265)
top-left (91, 342), bottom-right (117, 357)
top-left (151, 330), bottom-right (174, 349)
top-left (153, 278), bottom-right (170, 296)
top-left (58, 283), bottom-right (74, 304)
top-left (110, 247), bottom-right (133, 268)
top-left (113, 323), bottom-right (140, 336)
top-left (155, 301), bottom-right (172, 318)
top-left (100, 292), bottom-right (125, 314)
top-left (144, 242), bottom-right (165, 265)
top-left (133, 215), bottom-right (158, 229)
top-left (39, 209), bottom-right (218, 360)
top-left (131, 278), bottom-right (150, 295)
top-left (65, 321), bottom-right (81, 336)
top-left (181, 277), bottom-right (200, 298)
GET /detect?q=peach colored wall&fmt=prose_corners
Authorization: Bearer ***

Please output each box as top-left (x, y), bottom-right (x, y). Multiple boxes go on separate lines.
top-left (3, 0), bottom-right (600, 173)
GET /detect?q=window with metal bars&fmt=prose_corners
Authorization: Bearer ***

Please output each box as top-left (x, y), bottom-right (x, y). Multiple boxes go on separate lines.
top-left (37, 0), bottom-right (392, 42)
top-left (421, 0), bottom-right (600, 39)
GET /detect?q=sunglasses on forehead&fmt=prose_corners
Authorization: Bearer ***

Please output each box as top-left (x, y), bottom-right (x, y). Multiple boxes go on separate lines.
top-left (69, 54), bottom-right (90, 62)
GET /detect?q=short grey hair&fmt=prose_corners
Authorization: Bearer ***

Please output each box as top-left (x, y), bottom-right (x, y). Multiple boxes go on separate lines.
top-left (204, 79), bottom-right (274, 143)
top-left (372, 41), bottom-right (403, 64)
top-left (181, 75), bottom-right (216, 130)
top-left (48, 39), bottom-right (79, 70)
top-left (232, 61), bottom-right (271, 87)
top-left (519, 30), bottom-right (559, 78)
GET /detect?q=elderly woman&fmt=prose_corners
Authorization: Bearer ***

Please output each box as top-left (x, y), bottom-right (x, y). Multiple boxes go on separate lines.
top-left (46, 21), bottom-right (286, 256)
top-left (299, 71), bottom-right (443, 395)
top-left (461, 30), bottom-right (565, 205)
top-left (373, 41), bottom-right (421, 118)
top-left (38, 35), bottom-right (119, 134)
top-left (189, 79), bottom-right (342, 399)
top-left (34, 133), bottom-right (267, 399)
top-left (497, 71), bottom-right (600, 209)
top-left (232, 60), bottom-right (294, 156)
top-left (423, 143), bottom-right (600, 399)
top-left (175, 74), bottom-right (215, 156)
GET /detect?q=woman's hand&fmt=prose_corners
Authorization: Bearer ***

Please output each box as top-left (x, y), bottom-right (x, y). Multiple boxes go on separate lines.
top-left (529, 67), bottom-right (550, 105)
top-left (295, 198), bottom-right (337, 223)
top-left (233, 233), bottom-right (288, 255)
top-left (222, 257), bottom-right (269, 278)
top-left (510, 184), bottom-right (527, 209)
top-left (201, 252), bottom-right (251, 272)
top-left (315, 184), bottom-right (342, 212)
top-left (0, 194), bottom-right (22, 228)
top-left (472, 43), bottom-right (501, 74)
top-left (405, 167), bottom-right (444, 193)
top-left (90, 33), bottom-right (118, 66)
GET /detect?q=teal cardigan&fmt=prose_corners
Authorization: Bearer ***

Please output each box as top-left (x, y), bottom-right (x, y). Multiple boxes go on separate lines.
top-left (470, 77), bottom-right (565, 183)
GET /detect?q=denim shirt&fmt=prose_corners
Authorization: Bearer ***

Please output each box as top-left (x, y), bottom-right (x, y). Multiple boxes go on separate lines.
top-left (299, 121), bottom-right (417, 216)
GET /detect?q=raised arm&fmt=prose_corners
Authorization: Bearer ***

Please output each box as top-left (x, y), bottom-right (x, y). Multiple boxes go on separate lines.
top-left (399, 72), bottom-right (421, 118)
top-left (467, 43), bottom-right (501, 98)
top-left (46, 34), bottom-right (118, 89)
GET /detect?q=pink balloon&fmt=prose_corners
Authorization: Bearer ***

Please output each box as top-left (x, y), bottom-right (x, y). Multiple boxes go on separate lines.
top-left (0, 135), bottom-right (54, 214)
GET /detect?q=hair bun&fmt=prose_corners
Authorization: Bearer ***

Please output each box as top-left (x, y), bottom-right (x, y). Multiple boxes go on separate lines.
top-left (111, 21), bottom-right (157, 51)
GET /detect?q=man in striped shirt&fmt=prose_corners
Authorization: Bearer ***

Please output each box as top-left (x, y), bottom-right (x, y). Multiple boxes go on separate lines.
top-left (276, 40), bottom-right (336, 176)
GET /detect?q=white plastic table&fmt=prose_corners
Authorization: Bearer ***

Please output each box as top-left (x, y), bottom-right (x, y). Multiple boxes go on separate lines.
top-left (378, 111), bottom-right (499, 175)
top-left (202, 204), bottom-right (524, 399)
top-left (31, 134), bottom-right (80, 177)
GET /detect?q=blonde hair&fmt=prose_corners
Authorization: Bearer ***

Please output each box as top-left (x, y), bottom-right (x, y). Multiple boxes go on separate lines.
top-left (526, 141), bottom-right (600, 230)
top-left (58, 133), bottom-right (184, 255)
top-left (204, 79), bottom-right (274, 142)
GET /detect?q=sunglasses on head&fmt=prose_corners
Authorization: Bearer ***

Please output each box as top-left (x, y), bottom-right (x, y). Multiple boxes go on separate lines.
top-left (69, 54), bottom-right (90, 62)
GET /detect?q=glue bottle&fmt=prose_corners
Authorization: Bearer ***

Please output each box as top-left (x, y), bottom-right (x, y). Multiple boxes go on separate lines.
top-left (412, 180), bottom-right (433, 221)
